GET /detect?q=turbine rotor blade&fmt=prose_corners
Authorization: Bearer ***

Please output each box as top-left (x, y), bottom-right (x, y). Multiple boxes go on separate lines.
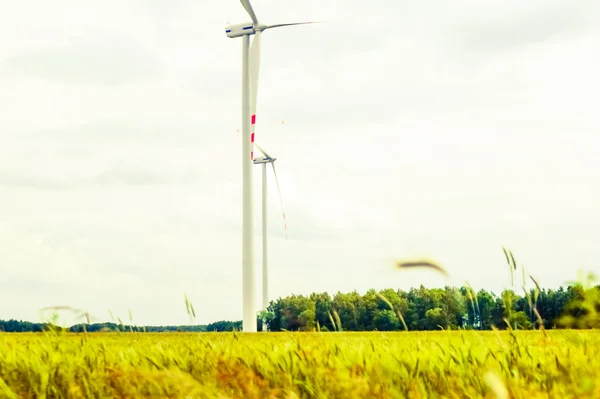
top-left (271, 162), bottom-right (288, 240)
top-left (254, 143), bottom-right (265, 156)
top-left (265, 21), bottom-right (325, 30)
top-left (250, 31), bottom-right (261, 114)
top-left (254, 143), bottom-right (272, 159)
top-left (240, 0), bottom-right (259, 25)
top-left (249, 30), bottom-right (261, 160)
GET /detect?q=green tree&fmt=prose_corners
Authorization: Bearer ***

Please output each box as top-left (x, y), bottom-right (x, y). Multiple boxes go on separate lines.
top-left (373, 310), bottom-right (400, 331)
top-left (274, 294), bottom-right (316, 331)
top-left (332, 291), bottom-right (361, 331)
top-left (476, 289), bottom-right (496, 330)
top-left (310, 292), bottom-right (334, 331)
top-left (298, 309), bottom-right (317, 331)
top-left (509, 311), bottom-right (532, 329)
top-left (440, 286), bottom-right (466, 329)
top-left (360, 289), bottom-right (380, 331)
top-left (424, 308), bottom-right (445, 330)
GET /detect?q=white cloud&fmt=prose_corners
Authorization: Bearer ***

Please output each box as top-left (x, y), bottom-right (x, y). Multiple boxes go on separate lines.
top-left (0, 0), bottom-right (599, 325)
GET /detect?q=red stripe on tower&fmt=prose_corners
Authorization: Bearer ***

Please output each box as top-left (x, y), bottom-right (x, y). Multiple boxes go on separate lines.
top-left (250, 131), bottom-right (255, 160)
top-left (250, 114), bottom-right (256, 160)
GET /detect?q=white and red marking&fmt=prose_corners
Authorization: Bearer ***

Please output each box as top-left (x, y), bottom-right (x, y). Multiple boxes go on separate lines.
top-left (250, 114), bottom-right (256, 160)
top-left (282, 212), bottom-right (287, 236)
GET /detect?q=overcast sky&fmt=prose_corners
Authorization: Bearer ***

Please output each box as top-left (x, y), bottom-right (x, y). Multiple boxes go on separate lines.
top-left (1, 0), bottom-right (599, 326)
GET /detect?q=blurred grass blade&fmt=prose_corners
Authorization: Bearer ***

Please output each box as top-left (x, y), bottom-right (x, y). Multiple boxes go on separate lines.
top-left (395, 260), bottom-right (449, 278)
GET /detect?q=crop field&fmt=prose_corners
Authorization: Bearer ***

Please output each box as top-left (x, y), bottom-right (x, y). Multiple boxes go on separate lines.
top-left (0, 329), bottom-right (599, 398)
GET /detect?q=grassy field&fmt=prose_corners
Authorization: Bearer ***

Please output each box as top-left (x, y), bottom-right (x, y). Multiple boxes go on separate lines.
top-left (0, 329), bottom-right (599, 398)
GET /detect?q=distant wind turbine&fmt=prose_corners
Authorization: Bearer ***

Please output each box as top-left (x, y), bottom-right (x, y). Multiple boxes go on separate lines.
top-left (225, 0), bottom-right (320, 332)
top-left (253, 144), bottom-right (287, 330)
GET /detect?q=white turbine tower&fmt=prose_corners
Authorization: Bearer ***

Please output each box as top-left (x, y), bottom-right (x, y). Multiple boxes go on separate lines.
top-left (253, 144), bottom-right (288, 330)
top-left (225, 1), bottom-right (319, 332)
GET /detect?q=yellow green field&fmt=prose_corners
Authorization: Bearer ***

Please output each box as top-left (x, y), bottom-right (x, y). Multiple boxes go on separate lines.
top-left (0, 329), bottom-right (598, 398)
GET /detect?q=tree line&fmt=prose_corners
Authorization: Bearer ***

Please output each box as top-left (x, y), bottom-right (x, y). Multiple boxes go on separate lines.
top-left (0, 319), bottom-right (241, 333)
top-left (1, 281), bottom-right (598, 333)
top-left (263, 283), bottom-right (599, 332)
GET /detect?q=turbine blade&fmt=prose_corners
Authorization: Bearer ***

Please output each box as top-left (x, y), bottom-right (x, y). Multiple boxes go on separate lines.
top-left (250, 32), bottom-right (261, 111)
top-left (254, 143), bottom-right (265, 156)
top-left (249, 31), bottom-right (261, 160)
top-left (240, 0), bottom-right (259, 25)
top-left (254, 143), bottom-right (272, 159)
top-left (271, 162), bottom-right (288, 240)
top-left (265, 21), bottom-right (325, 30)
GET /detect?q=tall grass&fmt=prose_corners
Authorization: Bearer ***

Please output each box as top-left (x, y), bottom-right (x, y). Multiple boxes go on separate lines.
top-left (0, 330), bottom-right (599, 398)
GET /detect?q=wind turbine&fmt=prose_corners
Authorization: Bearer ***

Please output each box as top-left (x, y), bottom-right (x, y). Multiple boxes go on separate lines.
top-left (225, 1), bottom-right (319, 332)
top-left (253, 144), bottom-right (288, 330)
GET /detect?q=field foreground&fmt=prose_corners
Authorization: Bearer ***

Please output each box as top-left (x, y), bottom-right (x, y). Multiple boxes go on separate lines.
top-left (0, 330), bottom-right (599, 398)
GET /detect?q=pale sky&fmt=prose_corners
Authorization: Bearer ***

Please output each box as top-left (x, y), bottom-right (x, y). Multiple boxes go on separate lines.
top-left (1, 0), bottom-right (599, 326)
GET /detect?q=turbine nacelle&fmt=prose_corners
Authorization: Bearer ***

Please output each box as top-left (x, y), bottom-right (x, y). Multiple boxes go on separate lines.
top-left (225, 21), bottom-right (316, 38)
top-left (253, 156), bottom-right (276, 164)
top-left (225, 22), bottom-right (255, 38)
top-left (225, 23), bottom-right (271, 38)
